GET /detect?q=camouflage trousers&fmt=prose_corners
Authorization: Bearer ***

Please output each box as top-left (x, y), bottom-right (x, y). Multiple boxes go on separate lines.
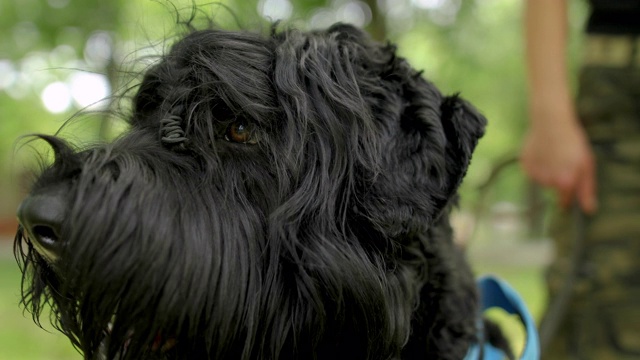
top-left (544, 64), bottom-right (640, 359)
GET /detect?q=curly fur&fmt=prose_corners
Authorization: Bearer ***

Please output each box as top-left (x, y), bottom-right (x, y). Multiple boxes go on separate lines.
top-left (15, 23), bottom-right (487, 360)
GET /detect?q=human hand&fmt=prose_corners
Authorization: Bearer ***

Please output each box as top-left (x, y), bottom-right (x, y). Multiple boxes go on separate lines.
top-left (521, 111), bottom-right (597, 214)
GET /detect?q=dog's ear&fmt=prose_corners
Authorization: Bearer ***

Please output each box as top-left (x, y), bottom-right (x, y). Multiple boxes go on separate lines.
top-left (360, 60), bottom-right (487, 238)
top-left (285, 24), bottom-right (488, 238)
top-left (436, 93), bottom-right (487, 207)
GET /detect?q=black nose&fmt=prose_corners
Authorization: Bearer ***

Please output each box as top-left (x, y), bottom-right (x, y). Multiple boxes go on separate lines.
top-left (17, 192), bottom-right (67, 260)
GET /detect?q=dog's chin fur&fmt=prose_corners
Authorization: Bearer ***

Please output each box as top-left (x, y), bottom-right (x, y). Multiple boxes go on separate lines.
top-left (15, 23), bottom-right (487, 360)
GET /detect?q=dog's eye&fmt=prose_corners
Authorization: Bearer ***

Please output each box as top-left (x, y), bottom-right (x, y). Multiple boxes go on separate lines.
top-left (225, 121), bottom-right (258, 144)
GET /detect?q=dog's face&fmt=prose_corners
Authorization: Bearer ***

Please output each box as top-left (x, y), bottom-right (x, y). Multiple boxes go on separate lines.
top-left (15, 24), bottom-right (485, 360)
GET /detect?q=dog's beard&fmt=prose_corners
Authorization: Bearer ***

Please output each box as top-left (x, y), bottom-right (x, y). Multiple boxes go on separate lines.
top-left (16, 219), bottom-right (208, 360)
top-left (13, 135), bottom-right (245, 359)
top-left (15, 136), bottom-right (410, 360)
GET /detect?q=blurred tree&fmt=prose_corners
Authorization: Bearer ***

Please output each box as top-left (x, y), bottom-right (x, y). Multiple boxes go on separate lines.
top-left (0, 0), bottom-right (125, 222)
top-left (0, 0), bottom-right (120, 57)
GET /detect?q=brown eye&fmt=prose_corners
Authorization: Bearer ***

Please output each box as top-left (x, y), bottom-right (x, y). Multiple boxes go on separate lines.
top-left (225, 121), bottom-right (257, 144)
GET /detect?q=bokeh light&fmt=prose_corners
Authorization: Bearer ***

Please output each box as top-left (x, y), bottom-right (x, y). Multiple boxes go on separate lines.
top-left (40, 81), bottom-right (72, 113)
top-left (258, 0), bottom-right (294, 21)
top-left (69, 72), bottom-right (110, 110)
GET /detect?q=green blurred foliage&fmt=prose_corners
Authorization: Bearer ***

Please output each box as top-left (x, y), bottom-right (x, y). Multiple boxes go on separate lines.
top-left (0, 0), bottom-right (588, 220)
top-left (1, 0), bottom-right (118, 215)
top-left (0, 0), bottom-right (121, 57)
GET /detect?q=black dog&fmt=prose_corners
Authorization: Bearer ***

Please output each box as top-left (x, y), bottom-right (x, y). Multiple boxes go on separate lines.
top-left (16, 23), bottom-right (493, 359)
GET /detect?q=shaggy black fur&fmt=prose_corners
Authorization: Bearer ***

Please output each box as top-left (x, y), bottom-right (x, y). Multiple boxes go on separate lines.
top-left (15, 23), bottom-right (489, 360)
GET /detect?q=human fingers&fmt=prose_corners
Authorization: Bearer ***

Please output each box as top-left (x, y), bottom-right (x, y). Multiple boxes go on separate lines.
top-left (577, 159), bottom-right (597, 214)
top-left (555, 173), bottom-right (576, 210)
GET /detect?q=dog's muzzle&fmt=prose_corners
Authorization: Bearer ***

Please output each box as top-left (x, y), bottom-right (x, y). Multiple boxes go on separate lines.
top-left (17, 186), bottom-right (68, 262)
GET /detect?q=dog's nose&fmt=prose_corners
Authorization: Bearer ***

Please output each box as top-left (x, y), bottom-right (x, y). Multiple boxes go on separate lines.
top-left (17, 192), bottom-right (67, 261)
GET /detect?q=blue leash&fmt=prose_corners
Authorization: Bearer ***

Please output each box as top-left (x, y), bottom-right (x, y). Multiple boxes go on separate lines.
top-left (464, 276), bottom-right (540, 360)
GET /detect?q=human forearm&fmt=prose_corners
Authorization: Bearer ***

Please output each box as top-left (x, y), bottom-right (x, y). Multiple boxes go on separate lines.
top-left (525, 0), bottom-right (577, 130)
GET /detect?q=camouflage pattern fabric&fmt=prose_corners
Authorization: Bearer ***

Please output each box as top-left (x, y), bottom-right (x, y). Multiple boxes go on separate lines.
top-left (544, 63), bottom-right (640, 359)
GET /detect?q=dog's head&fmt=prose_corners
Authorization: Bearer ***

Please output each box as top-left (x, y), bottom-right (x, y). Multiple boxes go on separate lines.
top-left (15, 24), bottom-right (485, 359)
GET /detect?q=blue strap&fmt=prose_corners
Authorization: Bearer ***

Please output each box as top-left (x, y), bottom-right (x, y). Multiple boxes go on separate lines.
top-left (464, 275), bottom-right (540, 360)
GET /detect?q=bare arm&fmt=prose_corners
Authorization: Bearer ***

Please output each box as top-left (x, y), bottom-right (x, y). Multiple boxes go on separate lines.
top-left (521, 0), bottom-right (597, 214)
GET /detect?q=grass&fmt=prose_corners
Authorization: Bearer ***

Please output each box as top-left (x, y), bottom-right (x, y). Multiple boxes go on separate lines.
top-left (0, 258), bottom-right (79, 360)
top-left (0, 257), bottom-right (546, 360)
